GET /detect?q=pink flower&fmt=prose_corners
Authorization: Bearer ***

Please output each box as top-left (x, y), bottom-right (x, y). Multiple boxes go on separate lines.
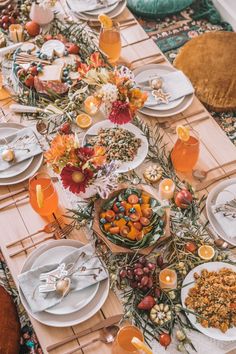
top-left (108, 100), bottom-right (132, 125)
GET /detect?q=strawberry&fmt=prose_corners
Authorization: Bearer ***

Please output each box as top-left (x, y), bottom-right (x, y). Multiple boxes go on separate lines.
top-left (29, 65), bottom-right (38, 76)
top-left (24, 74), bottom-right (34, 88)
top-left (137, 295), bottom-right (156, 310)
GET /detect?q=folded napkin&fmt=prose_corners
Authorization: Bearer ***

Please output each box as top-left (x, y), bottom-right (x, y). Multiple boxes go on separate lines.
top-left (70, 0), bottom-right (117, 12)
top-left (211, 184), bottom-right (236, 239)
top-left (137, 70), bottom-right (194, 107)
top-left (18, 244), bottom-right (108, 313)
top-left (0, 127), bottom-right (42, 171)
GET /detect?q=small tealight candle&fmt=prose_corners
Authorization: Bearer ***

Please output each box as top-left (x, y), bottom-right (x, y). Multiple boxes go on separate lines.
top-left (159, 269), bottom-right (177, 290)
top-left (9, 24), bottom-right (24, 43)
top-left (159, 178), bottom-right (175, 200)
top-left (84, 96), bottom-right (99, 115)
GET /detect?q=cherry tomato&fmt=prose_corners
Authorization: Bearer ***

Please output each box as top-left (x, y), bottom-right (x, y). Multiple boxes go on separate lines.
top-left (128, 194), bottom-right (139, 204)
top-left (29, 66), bottom-right (38, 76)
top-left (105, 210), bottom-right (115, 222)
top-left (159, 333), bottom-right (171, 348)
top-left (113, 204), bottom-right (120, 213)
top-left (120, 201), bottom-right (127, 207)
top-left (175, 189), bottom-right (193, 209)
top-left (120, 226), bottom-right (130, 237)
top-left (140, 217), bottom-right (150, 226)
top-left (25, 21), bottom-right (40, 37)
top-left (142, 208), bottom-right (153, 219)
top-left (67, 43), bottom-right (80, 54)
top-left (133, 222), bottom-right (143, 231)
top-left (129, 213), bottom-right (140, 222)
top-left (109, 226), bottom-right (120, 234)
top-left (185, 241), bottom-right (197, 253)
top-left (24, 74), bottom-right (34, 88)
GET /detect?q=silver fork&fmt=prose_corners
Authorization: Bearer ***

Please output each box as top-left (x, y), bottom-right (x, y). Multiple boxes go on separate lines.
top-left (9, 224), bottom-right (74, 257)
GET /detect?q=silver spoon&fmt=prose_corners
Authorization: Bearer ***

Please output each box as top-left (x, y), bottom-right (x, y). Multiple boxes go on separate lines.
top-left (64, 325), bottom-right (119, 354)
top-left (36, 120), bottom-right (48, 136)
top-left (193, 159), bottom-right (236, 181)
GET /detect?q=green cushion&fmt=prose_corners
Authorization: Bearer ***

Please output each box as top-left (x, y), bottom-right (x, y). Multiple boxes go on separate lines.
top-left (127, 0), bottom-right (194, 18)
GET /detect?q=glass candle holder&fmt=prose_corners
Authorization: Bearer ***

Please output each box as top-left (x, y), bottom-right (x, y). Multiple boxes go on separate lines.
top-left (159, 178), bottom-right (175, 200)
top-left (159, 268), bottom-right (177, 290)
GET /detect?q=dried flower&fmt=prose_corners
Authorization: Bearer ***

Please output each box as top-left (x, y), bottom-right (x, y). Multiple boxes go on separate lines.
top-left (108, 100), bottom-right (132, 125)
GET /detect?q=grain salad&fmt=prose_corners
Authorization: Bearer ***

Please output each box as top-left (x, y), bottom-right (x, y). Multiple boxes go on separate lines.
top-left (87, 127), bottom-right (142, 163)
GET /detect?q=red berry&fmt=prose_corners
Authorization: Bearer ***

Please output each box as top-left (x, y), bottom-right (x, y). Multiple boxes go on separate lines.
top-left (119, 269), bottom-right (127, 279)
top-left (138, 256), bottom-right (147, 265)
top-left (140, 276), bottom-right (149, 287)
top-left (159, 333), bottom-right (171, 348)
top-left (147, 262), bottom-right (156, 270)
top-left (2, 16), bottom-right (9, 24)
top-left (134, 268), bottom-right (143, 276)
top-left (147, 277), bottom-right (153, 288)
top-left (134, 263), bottom-right (142, 269)
top-left (24, 74), bottom-right (34, 88)
top-left (156, 255), bottom-right (163, 267)
top-left (9, 17), bottom-right (15, 24)
top-left (143, 267), bottom-right (150, 274)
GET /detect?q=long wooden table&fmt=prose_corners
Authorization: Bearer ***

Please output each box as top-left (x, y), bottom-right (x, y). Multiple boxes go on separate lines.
top-left (0, 4), bottom-right (236, 354)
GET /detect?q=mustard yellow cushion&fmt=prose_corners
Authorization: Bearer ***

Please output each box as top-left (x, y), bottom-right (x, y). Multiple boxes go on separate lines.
top-left (174, 32), bottom-right (236, 112)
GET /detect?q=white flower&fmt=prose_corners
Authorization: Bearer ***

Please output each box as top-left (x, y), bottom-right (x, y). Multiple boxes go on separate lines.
top-left (93, 161), bottom-right (119, 199)
top-left (99, 83), bottom-right (118, 104)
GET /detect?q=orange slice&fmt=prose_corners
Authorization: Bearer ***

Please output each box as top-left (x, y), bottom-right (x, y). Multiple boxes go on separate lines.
top-left (98, 14), bottom-right (113, 28)
top-left (198, 245), bottom-right (215, 260)
top-left (176, 125), bottom-right (190, 142)
top-left (36, 184), bottom-right (44, 209)
top-left (131, 337), bottom-right (153, 354)
top-left (76, 114), bottom-right (92, 129)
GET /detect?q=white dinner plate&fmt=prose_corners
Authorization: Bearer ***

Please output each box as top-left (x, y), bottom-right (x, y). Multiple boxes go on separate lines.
top-left (134, 64), bottom-right (194, 117)
top-left (181, 262), bottom-right (236, 341)
top-left (0, 124), bottom-right (33, 178)
top-left (84, 1), bottom-right (118, 15)
top-left (19, 239), bottom-right (110, 327)
top-left (32, 245), bottom-right (99, 315)
top-left (83, 120), bottom-right (148, 173)
top-left (135, 66), bottom-right (185, 111)
top-left (206, 178), bottom-right (236, 246)
top-left (69, 0), bottom-right (127, 21)
top-left (0, 123), bottom-right (43, 185)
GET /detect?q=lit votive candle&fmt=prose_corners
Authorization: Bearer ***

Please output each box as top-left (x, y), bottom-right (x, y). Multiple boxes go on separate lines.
top-left (84, 96), bottom-right (99, 115)
top-left (9, 24), bottom-right (24, 43)
top-left (159, 269), bottom-right (177, 290)
top-left (159, 178), bottom-right (175, 200)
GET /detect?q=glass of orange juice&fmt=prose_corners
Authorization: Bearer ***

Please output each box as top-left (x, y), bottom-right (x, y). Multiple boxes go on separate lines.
top-left (99, 22), bottom-right (121, 64)
top-left (112, 325), bottom-right (149, 354)
top-left (29, 172), bottom-right (58, 216)
top-left (171, 130), bottom-right (200, 172)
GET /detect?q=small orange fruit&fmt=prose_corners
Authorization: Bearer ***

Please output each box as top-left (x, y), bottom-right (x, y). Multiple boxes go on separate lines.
top-left (198, 245), bottom-right (215, 260)
top-left (76, 113), bottom-right (92, 129)
top-left (25, 21), bottom-right (40, 37)
top-left (176, 125), bottom-right (190, 142)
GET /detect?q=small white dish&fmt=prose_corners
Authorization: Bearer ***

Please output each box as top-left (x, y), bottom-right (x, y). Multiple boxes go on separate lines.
top-left (181, 261), bottom-right (236, 341)
top-left (83, 120), bottom-right (148, 173)
top-left (206, 178), bottom-right (236, 246)
top-left (32, 245), bottom-right (99, 315)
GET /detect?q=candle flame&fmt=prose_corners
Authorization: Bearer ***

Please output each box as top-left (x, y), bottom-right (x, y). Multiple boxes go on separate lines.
top-left (164, 185), bottom-right (169, 191)
top-left (166, 276), bottom-right (171, 282)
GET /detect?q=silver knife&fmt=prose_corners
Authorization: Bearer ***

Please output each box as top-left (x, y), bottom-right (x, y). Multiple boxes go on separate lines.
top-left (46, 313), bottom-right (123, 352)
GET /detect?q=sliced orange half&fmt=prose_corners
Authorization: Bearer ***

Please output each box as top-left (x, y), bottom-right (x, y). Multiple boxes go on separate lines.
top-left (98, 14), bottom-right (113, 28)
top-left (176, 125), bottom-right (190, 142)
top-left (76, 113), bottom-right (92, 129)
top-left (198, 245), bottom-right (215, 260)
top-left (131, 337), bottom-right (153, 354)
top-left (36, 184), bottom-right (44, 209)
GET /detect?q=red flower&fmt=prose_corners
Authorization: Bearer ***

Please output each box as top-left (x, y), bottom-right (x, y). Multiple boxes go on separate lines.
top-left (76, 147), bottom-right (94, 162)
top-left (77, 62), bottom-right (90, 78)
top-left (108, 101), bottom-right (132, 125)
top-left (60, 165), bottom-right (93, 194)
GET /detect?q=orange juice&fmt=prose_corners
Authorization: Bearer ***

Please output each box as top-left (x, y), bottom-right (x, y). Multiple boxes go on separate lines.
top-left (29, 173), bottom-right (58, 216)
top-left (112, 325), bottom-right (144, 354)
top-left (99, 25), bottom-right (121, 64)
top-left (171, 135), bottom-right (199, 172)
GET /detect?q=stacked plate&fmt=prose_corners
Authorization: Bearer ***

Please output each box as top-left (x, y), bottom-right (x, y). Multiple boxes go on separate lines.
top-left (19, 239), bottom-right (110, 327)
top-left (66, 0), bottom-right (127, 21)
top-left (134, 64), bottom-right (194, 118)
top-left (0, 123), bottom-right (43, 186)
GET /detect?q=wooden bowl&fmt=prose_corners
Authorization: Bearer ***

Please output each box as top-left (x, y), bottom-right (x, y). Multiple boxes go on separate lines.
top-left (93, 183), bottom-right (170, 255)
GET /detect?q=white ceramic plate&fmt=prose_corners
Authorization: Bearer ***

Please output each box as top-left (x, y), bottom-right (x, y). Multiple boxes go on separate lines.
top-left (0, 124), bottom-right (33, 178)
top-left (206, 178), bottom-right (236, 246)
top-left (135, 66), bottom-right (184, 111)
top-left (181, 262), bottom-right (236, 341)
top-left (19, 239), bottom-right (110, 327)
top-left (69, 0), bottom-right (126, 21)
top-left (134, 64), bottom-right (194, 117)
top-left (84, 1), bottom-right (118, 15)
top-left (32, 245), bottom-right (99, 315)
top-left (0, 123), bottom-right (43, 185)
top-left (83, 121), bottom-right (148, 173)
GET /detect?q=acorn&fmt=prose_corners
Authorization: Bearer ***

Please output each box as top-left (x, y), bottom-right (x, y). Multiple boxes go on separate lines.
top-left (2, 149), bottom-right (15, 162)
top-left (150, 304), bottom-right (171, 325)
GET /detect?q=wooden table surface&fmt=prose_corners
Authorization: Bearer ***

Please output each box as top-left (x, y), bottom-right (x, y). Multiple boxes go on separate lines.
top-left (0, 4), bottom-right (236, 354)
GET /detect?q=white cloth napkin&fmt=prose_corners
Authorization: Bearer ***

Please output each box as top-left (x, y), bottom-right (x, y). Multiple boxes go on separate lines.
top-left (18, 244), bottom-right (108, 313)
top-left (136, 70), bottom-right (194, 107)
top-left (211, 184), bottom-right (236, 239)
top-left (69, 0), bottom-right (117, 12)
top-left (0, 127), bottom-right (42, 171)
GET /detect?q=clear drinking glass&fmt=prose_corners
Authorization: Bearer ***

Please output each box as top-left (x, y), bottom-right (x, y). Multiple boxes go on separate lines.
top-left (29, 172), bottom-right (58, 216)
top-left (99, 22), bottom-right (121, 64)
top-left (112, 325), bottom-right (144, 354)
